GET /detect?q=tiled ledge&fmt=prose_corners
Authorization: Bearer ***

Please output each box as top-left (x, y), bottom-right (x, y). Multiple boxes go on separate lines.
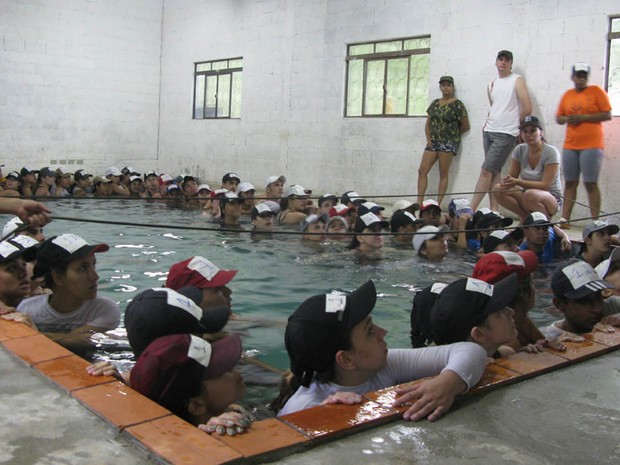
top-left (1, 318), bottom-right (619, 465)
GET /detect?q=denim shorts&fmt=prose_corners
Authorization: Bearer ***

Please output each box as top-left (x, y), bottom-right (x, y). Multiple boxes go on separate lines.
top-left (482, 132), bottom-right (517, 174)
top-left (562, 148), bottom-right (604, 183)
top-left (427, 140), bottom-right (459, 154)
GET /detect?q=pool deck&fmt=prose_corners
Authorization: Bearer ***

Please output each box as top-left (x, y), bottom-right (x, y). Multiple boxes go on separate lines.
top-left (2, 314), bottom-right (620, 465)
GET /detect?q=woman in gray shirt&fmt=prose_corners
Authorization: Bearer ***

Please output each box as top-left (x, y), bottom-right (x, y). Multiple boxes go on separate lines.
top-left (494, 116), bottom-right (562, 222)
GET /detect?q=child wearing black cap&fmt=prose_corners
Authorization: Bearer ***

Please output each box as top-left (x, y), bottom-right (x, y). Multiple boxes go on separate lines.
top-left (278, 280), bottom-right (486, 420)
top-left (0, 236), bottom-right (39, 314)
top-left (544, 260), bottom-right (617, 338)
top-left (16, 233), bottom-right (120, 353)
top-left (428, 274), bottom-right (520, 358)
top-left (347, 212), bottom-right (389, 259)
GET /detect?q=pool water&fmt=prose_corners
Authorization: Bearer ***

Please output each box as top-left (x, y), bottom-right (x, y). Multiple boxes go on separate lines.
top-left (2, 198), bottom-right (562, 409)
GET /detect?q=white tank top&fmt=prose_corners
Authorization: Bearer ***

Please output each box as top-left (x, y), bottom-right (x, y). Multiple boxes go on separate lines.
top-left (484, 73), bottom-right (520, 136)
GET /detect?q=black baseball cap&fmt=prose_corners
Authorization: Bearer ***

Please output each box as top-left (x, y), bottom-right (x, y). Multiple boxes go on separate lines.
top-left (430, 274), bottom-right (518, 345)
top-left (353, 212), bottom-right (389, 233)
top-left (318, 194), bottom-right (339, 207)
top-left (124, 287), bottom-right (231, 357)
top-left (357, 201), bottom-right (385, 216)
top-left (32, 234), bottom-right (109, 278)
top-left (74, 169), bottom-right (92, 181)
top-left (20, 166), bottom-right (38, 177)
top-left (341, 191), bottom-right (366, 206)
top-left (523, 211), bottom-right (550, 227)
top-left (482, 228), bottom-right (524, 254)
top-left (285, 280), bottom-right (377, 387)
top-left (497, 50), bottom-right (513, 61)
top-left (476, 212), bottom-right (513, 230)
top-left (390, 210), bottom-right (417, 232)
top-left (520, 115), bottom-right (543, 130)
top-left (0, 235), bottom-right (39, 264)
top-left (551, 260), bottom-right (613, 299)
top-left (410, 283), bottom-right (447, 348)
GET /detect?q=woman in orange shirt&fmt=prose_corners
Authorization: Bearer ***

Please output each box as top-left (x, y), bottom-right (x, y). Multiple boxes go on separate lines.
top-left (556, 63), bottom-right (611, 226)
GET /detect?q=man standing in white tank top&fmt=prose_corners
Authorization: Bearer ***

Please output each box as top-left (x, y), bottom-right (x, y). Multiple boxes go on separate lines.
top-left (471, 50), bottom-right (531, 212)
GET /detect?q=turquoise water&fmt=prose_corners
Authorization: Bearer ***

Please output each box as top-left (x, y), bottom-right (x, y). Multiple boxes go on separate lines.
top-left (2, 198), bottom-right (562, 407)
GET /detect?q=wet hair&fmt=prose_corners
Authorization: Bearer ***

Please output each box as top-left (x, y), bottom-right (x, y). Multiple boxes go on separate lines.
top-left (41, 261), bottom-right (71, 290)
top-left (410, 296), bottom-right (434, 348)
top-left (314, 328), bottom-right (354, 384)
top-left (347, 235), bottom-right (361, 250)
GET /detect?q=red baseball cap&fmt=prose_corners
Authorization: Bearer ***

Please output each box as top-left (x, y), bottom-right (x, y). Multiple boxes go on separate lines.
top-left (130, 333), bottom-right (242, 417)
top-left (472, 250), bottom-right (538, 284)
top-left (166, 256), bottom-right (238, 290)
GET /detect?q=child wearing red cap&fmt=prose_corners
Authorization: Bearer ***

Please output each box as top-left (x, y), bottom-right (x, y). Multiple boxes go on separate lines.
top-left (131, 333), bottom-right (254, 436)
top-left (472, 250), bottom-right (551, 353)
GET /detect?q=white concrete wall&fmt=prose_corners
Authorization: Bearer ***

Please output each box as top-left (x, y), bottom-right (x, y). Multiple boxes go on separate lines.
top-left (2, 0), bottom-right (618, 219)
top-left (0, 0), bottom-right (162, 174)
top-left (158, 0), bottom-right (620, 219)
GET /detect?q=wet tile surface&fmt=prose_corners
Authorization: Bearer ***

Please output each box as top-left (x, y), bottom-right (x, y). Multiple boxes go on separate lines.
top-left (0, 318), bottom-right (38, 341)
top-left (72, 381), bottom-right (171, 429)
top-left (494, 351), bottom-right (568, 375)
top-left (217, 418), bottom-right (309, 458)
top-left (362, 378), bottom-right (426, 414)
top-left (545, 339), bottom-right (609, 360)
top-left (280, 399), bottom-right (398, 439)
top-left (35, 354), bottom-right (116, 392)
top-left (2, 333), bottom-right (73, 365)
top-left (469, 362), bottom-right (522, 393)
top-left (586, 330), bottom-right (620, 347)
top-left (126, 415), bottom-right (243, 465)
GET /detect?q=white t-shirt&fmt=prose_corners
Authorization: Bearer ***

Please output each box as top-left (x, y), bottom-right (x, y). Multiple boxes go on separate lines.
top-left (484, 73), bottom-right (521, 136)
top-left (17, 294), bottom-right (120, 333)
top-left (542, 297), bottom-right (620, 339)
top-left (278, 342), bottom-right (486, 416)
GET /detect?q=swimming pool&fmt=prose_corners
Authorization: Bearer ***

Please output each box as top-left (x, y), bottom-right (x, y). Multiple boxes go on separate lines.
top-left (2, 197), bottom-right (563, 409)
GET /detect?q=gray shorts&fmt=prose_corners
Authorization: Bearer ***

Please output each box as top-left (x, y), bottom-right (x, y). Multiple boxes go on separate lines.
top-left (482, 132), bottom-right (517, 174)
top-left (562, 148), bottom-right (604, 183)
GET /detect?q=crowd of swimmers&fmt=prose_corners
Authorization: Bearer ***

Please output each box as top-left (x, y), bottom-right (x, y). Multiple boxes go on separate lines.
top-left (0, 46), bottom-right (617, 443)
top-left (1, 194), bottom-right (619, 438)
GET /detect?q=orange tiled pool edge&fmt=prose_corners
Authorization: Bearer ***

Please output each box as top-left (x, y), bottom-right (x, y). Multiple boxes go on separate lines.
top-left (2, 318), bottom-right (619, 465)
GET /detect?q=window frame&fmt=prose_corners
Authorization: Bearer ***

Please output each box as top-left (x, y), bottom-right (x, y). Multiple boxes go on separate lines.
top-left (606, 16), bottom-right (620, 117)
top-left (193, 57), bottom-right (243, 120)
top-left (344, 35), bottom-right (430, 118)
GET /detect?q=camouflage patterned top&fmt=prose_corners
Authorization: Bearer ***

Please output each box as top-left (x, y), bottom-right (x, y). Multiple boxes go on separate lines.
top-left (427, 99), bottom-right (468, 144)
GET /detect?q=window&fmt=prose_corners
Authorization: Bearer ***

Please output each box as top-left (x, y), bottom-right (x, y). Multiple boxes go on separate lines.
top-left (607, 17), bottom-right (620, 116)
top-left (345, 36), bottom-right (430, 117)
top-left (193, 58), bottom-right (243, 119)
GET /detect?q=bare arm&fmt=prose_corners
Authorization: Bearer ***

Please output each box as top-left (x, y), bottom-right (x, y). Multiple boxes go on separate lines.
top-left (515, 76), bottom-right (532, 120)
top-left (0, 198), bottom-right (51, 226)
top-left (497, 159), bottom-right (521, 190)
top-left (425, 118), bottom-right (431, 147)
top-left (514, 163), bottom-right (559, 191)
top-left (459, 116), bottom-right (470, 135)
top-left (566, 111), bottom-right (612, 126)
top-left (43, 325), bottom-right (106, 353)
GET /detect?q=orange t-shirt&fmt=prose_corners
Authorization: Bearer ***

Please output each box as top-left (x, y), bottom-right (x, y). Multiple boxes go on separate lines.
top-left (556, 85), bottom-right (611, 150)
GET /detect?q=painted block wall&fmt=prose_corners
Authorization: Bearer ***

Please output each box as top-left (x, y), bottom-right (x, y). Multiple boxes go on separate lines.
top-left (158, 0), bottom-right (620, 219)
top-left (0, 0), bottom-right (162, 174)
top-left (1, 1), bottom-right (618, 221)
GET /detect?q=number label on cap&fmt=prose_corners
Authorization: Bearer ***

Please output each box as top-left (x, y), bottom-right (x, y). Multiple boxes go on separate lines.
top-left (325, 294), bottom-right (347, 313)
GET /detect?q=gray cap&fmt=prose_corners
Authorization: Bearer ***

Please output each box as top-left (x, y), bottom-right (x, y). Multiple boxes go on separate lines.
top-left (582, 221), bottom-right (620, 240)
